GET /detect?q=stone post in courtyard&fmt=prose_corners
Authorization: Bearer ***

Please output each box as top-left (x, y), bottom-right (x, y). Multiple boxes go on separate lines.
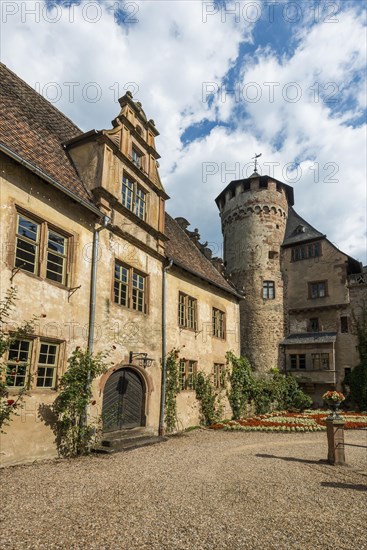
top-left (326, 418), bottom-right (346, 465)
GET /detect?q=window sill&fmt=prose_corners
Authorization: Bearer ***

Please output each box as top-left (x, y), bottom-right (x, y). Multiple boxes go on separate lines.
top-left (112, 301), bottom-right (149, 316)
top-left (12, 268), bottom-right (69, 291)
top-left (178, 325), bottom-right (197, 333)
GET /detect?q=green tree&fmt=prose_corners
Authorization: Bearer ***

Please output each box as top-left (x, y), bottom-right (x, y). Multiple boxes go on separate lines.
top-left (350, 302), bottom-right (367, 410)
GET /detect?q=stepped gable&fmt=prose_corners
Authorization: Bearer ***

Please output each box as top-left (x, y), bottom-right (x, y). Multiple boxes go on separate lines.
top-left (0, 62), bottom-right (91, 202)
top-left (165, 213), bottom-right (238, 296)
top-left (283, 205), bottom-right (325, 246)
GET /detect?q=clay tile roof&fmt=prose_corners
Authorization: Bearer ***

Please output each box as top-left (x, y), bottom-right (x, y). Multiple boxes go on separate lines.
top-left (0, 62), bottom-right (91, 203)
top-left (165, 213), bottom-right (239, 297)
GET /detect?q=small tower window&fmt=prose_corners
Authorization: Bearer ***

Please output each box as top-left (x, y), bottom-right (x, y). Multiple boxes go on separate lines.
top-left (308, 318), bottom-right (320, 332)
top-left (340, 316), bottom-right (349, 333)
top-left (242, 181), bottom-right (250, 192)
top-left (259, 180), bottom-right (268, 189)
top-left (262, 281), bottom-right (275, 299)
top-left (132, 147), bottom-right (142, 169)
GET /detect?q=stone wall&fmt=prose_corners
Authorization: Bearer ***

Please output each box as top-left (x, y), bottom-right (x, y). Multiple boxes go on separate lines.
top-left (220, 177), bottom-right (288, 371)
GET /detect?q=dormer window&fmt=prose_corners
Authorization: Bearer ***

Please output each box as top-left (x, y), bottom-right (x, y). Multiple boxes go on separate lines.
top-left (122, 176), bottom-right (146, 220)
top-left (132, 147), bottom-right (142, 169)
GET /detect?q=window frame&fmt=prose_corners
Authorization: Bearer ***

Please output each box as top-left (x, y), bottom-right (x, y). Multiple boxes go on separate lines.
top-left (262, 280), bottom-right (275, 300)
top-left (340, 316), bottom-right (349, 333)
top-left (114, 261), bottom-right (148, 314)
top-left (4, 337), bottom-right (62, 390)
top-left (14, 209), bottom-right (72, 287)
top-left (212, 308), bottom-right (226, 339)
top-left (179, 360), bottom-right (197, 391)
top-left (178, 292), bottom-right (198, 331)
top-left (122, 174), bottom-right (147, 221)
top-left (289, 354), bottom-right (306, 370)
top-left (36, 341), bottom-right (60, 388)
top-left (291, 242), bottom-right (321, 262)
top-left (308, 280), bottom-right (328, 299)
top-left (311, 353), bottom-right (330, 370)
top-left (213, 363), bottom-right (226, 389)
top-left (308, 318), bottom-right (320, 332)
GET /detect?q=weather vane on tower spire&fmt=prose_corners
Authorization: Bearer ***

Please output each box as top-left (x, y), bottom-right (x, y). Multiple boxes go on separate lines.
top-left (252, 152), bottom-right (262, 173)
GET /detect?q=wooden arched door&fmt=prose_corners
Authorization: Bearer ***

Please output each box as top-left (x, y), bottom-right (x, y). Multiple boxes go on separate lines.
top-left (102, 368), bottom-right (145, 432)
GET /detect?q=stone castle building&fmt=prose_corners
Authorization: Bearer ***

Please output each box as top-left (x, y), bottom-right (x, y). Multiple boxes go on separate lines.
top-left (0, 63), bottom-right (240, 466)
top-left (216, 173), bottom-right (366, 404)
top-left (0, 62), bottom-right (365, 466)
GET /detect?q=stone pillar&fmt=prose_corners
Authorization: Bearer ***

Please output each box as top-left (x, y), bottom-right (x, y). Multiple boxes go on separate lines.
top-left (326, 419), bottom-right (346, 465)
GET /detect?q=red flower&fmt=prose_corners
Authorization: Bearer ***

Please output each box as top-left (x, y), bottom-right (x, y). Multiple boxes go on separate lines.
top-left (7, 399), bottom-right (15, 406)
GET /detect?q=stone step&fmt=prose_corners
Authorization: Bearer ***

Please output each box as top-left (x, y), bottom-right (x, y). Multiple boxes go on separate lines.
top-left (93, 435), bottom-right (167, 455)
top-left (101, 427), bottom-right (155, 448)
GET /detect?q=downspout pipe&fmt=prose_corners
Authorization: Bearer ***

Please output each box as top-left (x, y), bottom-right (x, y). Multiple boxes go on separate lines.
top-left (87, 215), bottom-right (109, 353)
top-left (159, 258), bottom-right (174, 436)
top-left (84, 215), bottom-right (109, 427)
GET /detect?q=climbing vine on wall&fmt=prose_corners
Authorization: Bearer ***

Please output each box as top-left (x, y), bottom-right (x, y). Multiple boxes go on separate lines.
top-left (226, 351), bottom-right (255, 420)
top-left (195, 372), bottom-right (224, 426)
top-left (53, 347), bottom-right (110, 457)
top-left (165, 348), bottom-right (181, 433)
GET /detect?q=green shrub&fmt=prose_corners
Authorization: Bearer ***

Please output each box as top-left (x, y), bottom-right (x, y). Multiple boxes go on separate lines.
top-left (195, 372), bottom-right (223, 425)
top-left (226, 352), bottom-right (255, 419)
top-left (53, 347), bottom-right (109, 457)
top-left (226, 352), bottom-right (312, 418)
top-left (350, 363), bottom-right (367, 411)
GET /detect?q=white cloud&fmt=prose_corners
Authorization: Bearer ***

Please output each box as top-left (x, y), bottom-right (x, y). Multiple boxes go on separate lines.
top-left (1, 0), bottom-right (366, 263)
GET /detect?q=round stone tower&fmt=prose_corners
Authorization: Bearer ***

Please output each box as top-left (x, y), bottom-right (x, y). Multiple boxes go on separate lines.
top-left (215, 173), bottom-right (294, 372)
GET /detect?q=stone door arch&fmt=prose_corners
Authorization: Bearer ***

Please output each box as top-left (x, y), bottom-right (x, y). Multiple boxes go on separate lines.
top-left (102, 367), bottom-right (146, 432)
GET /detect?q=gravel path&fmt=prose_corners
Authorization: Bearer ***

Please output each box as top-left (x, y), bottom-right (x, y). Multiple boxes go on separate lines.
top-left (1, 429), bottom-right (366, 550)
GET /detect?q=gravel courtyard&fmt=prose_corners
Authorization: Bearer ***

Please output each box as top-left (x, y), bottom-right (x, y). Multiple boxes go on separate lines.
top-left (1, 429), bottom-right (366, 550)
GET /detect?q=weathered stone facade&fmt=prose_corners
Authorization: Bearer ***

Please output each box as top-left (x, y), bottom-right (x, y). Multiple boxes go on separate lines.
top-left (0, 64), bottom-right (240, 466)
top-left (217, 174), bottom-right (292, 371)
top-left (216, 173), bottom-right (366, 404)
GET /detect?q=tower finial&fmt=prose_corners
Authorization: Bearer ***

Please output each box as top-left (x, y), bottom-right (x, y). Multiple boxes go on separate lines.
top-left (252, 152), bottom-right (262, 173)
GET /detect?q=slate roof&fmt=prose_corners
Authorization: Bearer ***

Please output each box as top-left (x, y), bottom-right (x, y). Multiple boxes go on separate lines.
top-left (0, 62), bottom-right (91, 202)
top-left (281, 332), bottom-right (337, 345)
top-left (283, 206), bottom-right (325, 246)
top-left (164, 214), bottom-right (239, 297)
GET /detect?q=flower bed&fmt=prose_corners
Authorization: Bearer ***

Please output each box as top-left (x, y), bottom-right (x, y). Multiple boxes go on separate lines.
top-left (210, 410), bottom-right (367, 433)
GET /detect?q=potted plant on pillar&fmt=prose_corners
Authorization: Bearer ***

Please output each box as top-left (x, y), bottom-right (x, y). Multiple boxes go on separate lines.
top-left (322, 390), bottom-right (345, 419)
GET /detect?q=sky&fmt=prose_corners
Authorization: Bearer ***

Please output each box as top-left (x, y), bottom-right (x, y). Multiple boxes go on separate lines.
top-left (1, 0), bottom-right (366, 263)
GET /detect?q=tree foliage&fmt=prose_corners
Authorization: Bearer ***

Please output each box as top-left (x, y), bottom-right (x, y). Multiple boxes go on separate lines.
top-left (350, 302), bottom-right (367, 411)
